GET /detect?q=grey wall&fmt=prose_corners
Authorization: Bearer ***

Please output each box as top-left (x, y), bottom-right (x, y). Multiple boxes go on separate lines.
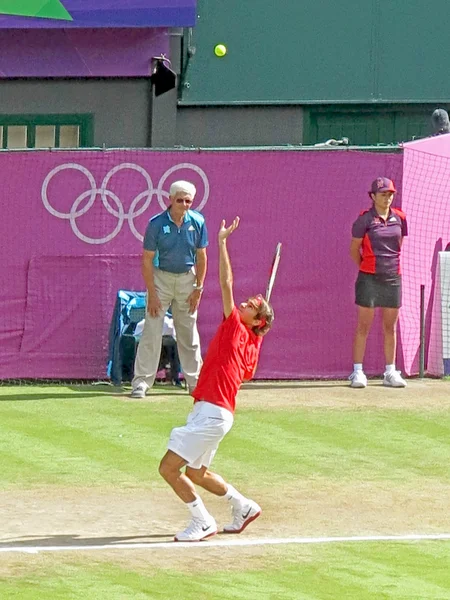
top-left (150, 28), bottom-right (181, 148)
top-left (0, 80), bottom-right (305, 148)
top-left (176, 106), bottom-right (304, 147)
top-left (0, 79), bottom-right (150, 147)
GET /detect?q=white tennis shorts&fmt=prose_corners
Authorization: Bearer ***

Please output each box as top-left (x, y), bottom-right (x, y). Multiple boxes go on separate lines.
top-left (167, 401), bottom-right (234, 469)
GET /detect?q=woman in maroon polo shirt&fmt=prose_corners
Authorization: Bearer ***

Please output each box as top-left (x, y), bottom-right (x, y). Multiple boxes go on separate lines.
top-left (349, 177), bottom-right (408, 389)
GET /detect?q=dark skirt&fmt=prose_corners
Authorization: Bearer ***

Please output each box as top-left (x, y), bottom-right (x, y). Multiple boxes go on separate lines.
top-left (355, 272), bottom-right (402, 308)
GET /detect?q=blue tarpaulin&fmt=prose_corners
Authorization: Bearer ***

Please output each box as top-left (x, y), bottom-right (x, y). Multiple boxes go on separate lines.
top-left (107, 290), bottom-right (146, 385)
top-left (0, 1), bottom-right (197, 28)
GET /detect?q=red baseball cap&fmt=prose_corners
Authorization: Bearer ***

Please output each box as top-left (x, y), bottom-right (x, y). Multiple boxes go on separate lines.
top-left (369, 177), bottom-right (396, 194)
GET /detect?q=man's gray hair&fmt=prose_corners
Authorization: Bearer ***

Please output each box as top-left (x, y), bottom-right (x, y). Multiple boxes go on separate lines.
top-left (169, 180), bottom-right (197, 198)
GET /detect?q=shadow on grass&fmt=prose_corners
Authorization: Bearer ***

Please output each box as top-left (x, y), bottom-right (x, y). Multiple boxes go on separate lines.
top-left (0, 386), bottom-right (124, 402)
top-left (0, 385), bottom-right (189, 402)
top-left (0, 529), bottom-right (232, 548)
top-left (0, 533), bottom-right (175, 548)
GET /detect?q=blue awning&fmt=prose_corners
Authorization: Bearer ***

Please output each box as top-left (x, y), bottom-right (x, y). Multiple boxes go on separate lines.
top-left (0, 1), bottom-right (197, 28)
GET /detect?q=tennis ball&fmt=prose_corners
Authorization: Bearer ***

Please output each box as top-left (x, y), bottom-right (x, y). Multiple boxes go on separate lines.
top-left (214, 44), bottom-right (227, 57)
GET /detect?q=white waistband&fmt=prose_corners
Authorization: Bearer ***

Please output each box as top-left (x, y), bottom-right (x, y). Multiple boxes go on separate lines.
top-left (194, 401), bottom-right (233, 421)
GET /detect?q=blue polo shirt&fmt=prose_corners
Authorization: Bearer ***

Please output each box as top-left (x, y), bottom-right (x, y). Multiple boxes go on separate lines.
top-left (143, 209), bottom-right (208, 274)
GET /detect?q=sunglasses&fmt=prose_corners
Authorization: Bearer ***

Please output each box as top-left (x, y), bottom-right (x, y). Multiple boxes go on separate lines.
top-left (175, 198), bottom-right (193, 205)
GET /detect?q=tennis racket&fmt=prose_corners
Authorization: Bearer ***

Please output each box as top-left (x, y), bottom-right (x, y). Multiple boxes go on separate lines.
top-left (265, 242), bottom-right (282, 302)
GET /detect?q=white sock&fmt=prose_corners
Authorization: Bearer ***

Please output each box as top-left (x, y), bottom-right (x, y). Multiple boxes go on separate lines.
top-left (385, 364), bottom-right (396, 374)
top-left (187, 496), bottom-right (212, 522)
top-left (224, 484), bottom-right (247, 508)
top-left (353, 363), bottom-right (363, 372)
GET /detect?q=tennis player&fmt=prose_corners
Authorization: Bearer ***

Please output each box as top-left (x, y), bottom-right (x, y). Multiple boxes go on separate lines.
top-left (158, 217), bottom-right (274, 542)
top-left (349, 177), bottom-right (408, 388)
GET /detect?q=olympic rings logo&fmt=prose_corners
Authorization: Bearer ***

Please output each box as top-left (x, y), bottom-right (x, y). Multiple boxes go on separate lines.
top-left (41, 162), bottom-right (210, 245)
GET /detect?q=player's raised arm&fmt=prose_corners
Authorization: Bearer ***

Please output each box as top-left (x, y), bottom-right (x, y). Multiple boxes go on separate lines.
top-left (218, 217), bottom-right (240, 318)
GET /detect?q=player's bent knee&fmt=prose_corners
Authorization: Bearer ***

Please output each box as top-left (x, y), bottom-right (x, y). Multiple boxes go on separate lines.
top-left (185, 467), bottom-right (204, 484)
top-left (158, 461), bottom-right (166, 480)
top-left (158, 460), bottom-right (175, 482)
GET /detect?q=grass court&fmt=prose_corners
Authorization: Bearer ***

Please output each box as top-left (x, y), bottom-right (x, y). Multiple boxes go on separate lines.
top-left (1, 379), bottom-right (450, 599)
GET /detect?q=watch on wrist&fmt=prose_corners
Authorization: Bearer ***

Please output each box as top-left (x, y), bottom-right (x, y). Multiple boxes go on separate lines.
top-left (194, 285), bottom-right (204, 292)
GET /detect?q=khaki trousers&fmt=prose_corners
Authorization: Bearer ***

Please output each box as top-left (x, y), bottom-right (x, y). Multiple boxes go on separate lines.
top-left (132, 268), bottom-right (202, 390)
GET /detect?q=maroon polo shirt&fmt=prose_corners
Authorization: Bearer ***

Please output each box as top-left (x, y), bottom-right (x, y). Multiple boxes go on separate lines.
top-left (352, 206), bottom-right (408, 275)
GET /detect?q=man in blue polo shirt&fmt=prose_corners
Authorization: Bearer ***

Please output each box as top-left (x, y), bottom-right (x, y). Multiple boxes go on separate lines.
top-left (131, 181), bottom-right (208, 398)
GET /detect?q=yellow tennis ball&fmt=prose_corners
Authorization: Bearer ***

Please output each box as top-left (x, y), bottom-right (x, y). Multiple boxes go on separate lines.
top-left (214, 44), bottom-right (227, 57)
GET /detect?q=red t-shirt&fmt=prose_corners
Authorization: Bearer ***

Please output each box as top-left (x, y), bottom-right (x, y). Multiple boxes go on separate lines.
top-left (192, 306), bottom-right (263, 414)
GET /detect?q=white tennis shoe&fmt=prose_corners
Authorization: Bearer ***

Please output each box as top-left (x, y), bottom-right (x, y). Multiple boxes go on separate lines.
top-left (223, 500), bottom-right (261, 534)
top-left (174, 517), bottom-right (218, 542)
top-left (349, 370), bottom-right (367, 388)
top-left (383, 371), bottom-right (407, 387)
top-left (130, 383), bottom-right (148, 398)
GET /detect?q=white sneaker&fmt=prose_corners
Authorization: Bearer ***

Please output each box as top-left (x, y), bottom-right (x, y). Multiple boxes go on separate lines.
top-left (223, 500), bottom-right (261, 534)
top-left (130, 383), bottom-right (148, 398)
top-left (174, 517), bottom-right (217, 542)
top-left (348, 370), bottom-right (367, 388)
top-left (383, 370), bottom-right (407, 387)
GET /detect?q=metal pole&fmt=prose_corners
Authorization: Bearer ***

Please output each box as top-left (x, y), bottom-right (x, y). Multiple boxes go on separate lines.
top-left (419, 284), bottom-right (425, 378)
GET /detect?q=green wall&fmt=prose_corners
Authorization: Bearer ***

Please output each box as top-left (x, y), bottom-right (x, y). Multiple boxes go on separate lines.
top-left (181, 0), bottom-right (450, 105)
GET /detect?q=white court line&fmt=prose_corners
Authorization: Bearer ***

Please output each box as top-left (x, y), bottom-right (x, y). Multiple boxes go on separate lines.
top-left (1, 533), bottom-right (450, 554)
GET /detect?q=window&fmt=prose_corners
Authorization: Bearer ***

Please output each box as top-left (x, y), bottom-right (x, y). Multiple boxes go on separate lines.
top-left (0, 114), bottom-right (93, 149)
top-left (7, 126), bottom-right (27, 149)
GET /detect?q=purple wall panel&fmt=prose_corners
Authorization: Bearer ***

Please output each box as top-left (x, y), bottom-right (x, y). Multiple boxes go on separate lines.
top-left (0, 28), bottom-right (169, 77)
top-left (0, 149), bottom-right (404, 380)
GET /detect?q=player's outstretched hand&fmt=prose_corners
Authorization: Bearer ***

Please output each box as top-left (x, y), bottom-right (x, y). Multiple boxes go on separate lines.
top-left (218, 217), bottom-right (240, 242)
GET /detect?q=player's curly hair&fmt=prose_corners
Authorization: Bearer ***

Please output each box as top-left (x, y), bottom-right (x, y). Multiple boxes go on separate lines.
top-left (252, 296), bottom-right (274, 336)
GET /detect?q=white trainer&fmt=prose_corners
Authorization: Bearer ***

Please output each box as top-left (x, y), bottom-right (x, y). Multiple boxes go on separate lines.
top-left (348, 370), bottom-right (367, 388)
top-left (130, 383), bottom-right (148, 398)
top-left (383, 370), bottom-right (407, 387)
top-left (174, 517), bottom-right (218, 542)
top-left (223, 500), bottom-right (261, 534)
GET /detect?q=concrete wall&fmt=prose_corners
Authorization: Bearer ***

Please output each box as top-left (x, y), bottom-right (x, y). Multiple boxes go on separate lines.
top-left (0, 79), bottom-right (150, 147)
top-left (176, 106), bottom-right (304, 147)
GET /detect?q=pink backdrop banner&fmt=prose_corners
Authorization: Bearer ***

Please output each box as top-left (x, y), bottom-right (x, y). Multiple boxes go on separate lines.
top-left (0, 149), bottom-right (403, 380)
top-left (400, 134), bottom-right (450, 376)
